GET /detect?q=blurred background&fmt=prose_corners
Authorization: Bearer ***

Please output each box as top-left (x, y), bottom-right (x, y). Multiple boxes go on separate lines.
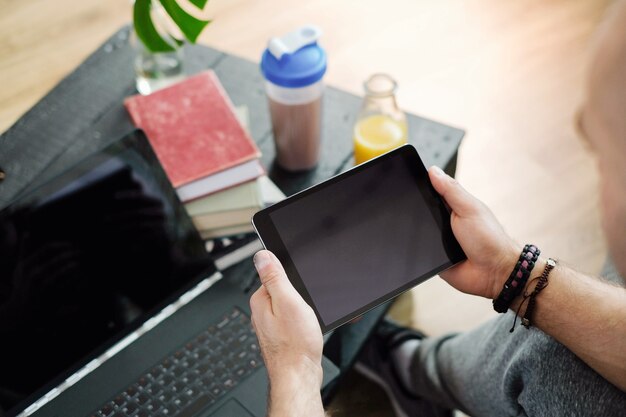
top-left (0, 0), bottom-right (614, 414)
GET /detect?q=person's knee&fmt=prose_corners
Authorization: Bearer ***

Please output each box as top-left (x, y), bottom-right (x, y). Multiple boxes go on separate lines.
top-left (504, 329), bottom-right (626, 416)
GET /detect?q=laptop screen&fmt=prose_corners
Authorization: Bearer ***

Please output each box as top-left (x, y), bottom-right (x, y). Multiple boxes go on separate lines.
top-left (0, 130), bottom-right (214, 413)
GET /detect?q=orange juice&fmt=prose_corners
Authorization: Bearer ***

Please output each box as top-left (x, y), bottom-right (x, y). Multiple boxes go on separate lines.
top-left (353, 114), bottom-right (408, 164)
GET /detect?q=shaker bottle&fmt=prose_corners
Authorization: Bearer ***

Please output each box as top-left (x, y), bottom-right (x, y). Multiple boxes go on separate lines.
top-left (261, 26), bottom-right (327, 171)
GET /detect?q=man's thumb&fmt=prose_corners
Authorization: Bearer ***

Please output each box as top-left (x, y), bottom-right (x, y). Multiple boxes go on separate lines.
top-left (428, 166), bottom-right (480, 217)
top-left (253, 250), bottom-right (297, 299)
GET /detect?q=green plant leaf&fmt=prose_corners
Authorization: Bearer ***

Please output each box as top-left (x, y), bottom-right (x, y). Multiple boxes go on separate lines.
top-left (159, 0), bottom-right (211, 43)
top-left (134, 0), bottom-right (176, 52)
top-left (189, 0), bottom-right (210, 9)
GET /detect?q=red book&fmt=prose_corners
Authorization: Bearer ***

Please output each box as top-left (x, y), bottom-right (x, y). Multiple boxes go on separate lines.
top-left (124, 70), bottom-right (263, 202)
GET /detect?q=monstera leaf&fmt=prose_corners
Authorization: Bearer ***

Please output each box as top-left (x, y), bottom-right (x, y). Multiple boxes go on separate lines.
top-left (188, 0), bottom-right (210, 10)
top-left (134, 0), bottom-right (211, 53)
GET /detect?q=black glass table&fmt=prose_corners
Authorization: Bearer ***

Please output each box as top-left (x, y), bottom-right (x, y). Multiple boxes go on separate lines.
top-left (0, 25), bottom-right (464, 405)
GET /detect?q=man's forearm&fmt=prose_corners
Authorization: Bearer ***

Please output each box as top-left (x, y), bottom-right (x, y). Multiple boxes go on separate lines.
top-left (510, 259), bottom-right (626, 391)
top-left (267, 363), bottom-right (325, 417)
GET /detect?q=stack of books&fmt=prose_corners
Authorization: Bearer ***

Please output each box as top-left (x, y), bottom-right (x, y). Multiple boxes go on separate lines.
top-left (125, 70), bottom-right (284, 242)
top-left (186, 174), bottom-right (283, 239)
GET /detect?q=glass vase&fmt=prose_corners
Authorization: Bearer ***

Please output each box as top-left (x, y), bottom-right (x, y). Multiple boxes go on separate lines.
top-left (132, 34), bottom-right (185, 95)
top-left (131, 0), bottom-right (186, 95)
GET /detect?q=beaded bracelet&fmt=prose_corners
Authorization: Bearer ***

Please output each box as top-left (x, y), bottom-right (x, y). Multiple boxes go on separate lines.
top-left (493, 244), bottom-right (540, 313)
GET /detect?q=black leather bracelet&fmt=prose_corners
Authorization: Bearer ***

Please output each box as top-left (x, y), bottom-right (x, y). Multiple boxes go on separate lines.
top-left (493, 244), bottom-right (540, 313)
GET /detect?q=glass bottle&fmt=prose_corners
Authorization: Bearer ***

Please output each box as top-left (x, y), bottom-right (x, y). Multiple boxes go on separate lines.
top-left (353, 73), bottom-right (408, 165)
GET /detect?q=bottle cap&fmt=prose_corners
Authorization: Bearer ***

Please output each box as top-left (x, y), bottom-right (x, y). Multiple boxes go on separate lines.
top-left (261, 25), bottom-right (326, 88)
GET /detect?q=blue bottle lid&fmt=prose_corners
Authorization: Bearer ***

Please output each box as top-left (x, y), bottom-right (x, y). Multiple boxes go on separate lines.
top-left (261, 26), bottom-right (327, 88)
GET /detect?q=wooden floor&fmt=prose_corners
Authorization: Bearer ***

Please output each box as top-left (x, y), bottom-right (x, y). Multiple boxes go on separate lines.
top-left (0, 0), bottom-right (613, 413)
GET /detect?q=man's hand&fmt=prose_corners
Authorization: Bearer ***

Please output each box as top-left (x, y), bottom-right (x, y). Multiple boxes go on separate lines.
top-left (428, 166), bottom-right (519, 299)
top-left (250, 250), bottom-right (325, 417)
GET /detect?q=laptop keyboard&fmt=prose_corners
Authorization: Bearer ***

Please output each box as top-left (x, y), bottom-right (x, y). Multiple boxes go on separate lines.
top-left (91, 307), bottom-right (262, 417)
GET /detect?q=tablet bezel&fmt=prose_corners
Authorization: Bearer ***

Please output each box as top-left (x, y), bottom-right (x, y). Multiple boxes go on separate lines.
top-left (252, 144), bottom-right (466, 333)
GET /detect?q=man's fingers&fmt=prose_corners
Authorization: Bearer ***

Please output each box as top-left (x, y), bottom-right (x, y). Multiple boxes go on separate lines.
top-left (428, 166), bottom-right (481, 217)
top-left (253, 250), bottom-right (299, 300)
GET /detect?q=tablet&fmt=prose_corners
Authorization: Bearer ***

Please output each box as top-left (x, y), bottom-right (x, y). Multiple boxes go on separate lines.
top-left (252, 145), bottom-right (465, 333)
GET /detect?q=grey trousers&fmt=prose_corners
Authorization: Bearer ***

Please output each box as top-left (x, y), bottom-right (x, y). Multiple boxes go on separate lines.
top-left (410, 262), bottom-right (626, 417)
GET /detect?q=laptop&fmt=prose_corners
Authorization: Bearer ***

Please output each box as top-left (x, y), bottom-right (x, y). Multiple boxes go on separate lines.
top-left (0, 130), bottom-right (339, 417)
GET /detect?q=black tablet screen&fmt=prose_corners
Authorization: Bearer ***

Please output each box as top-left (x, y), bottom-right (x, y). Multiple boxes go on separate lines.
top-left (263, 146), bottom-right (464, 330)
